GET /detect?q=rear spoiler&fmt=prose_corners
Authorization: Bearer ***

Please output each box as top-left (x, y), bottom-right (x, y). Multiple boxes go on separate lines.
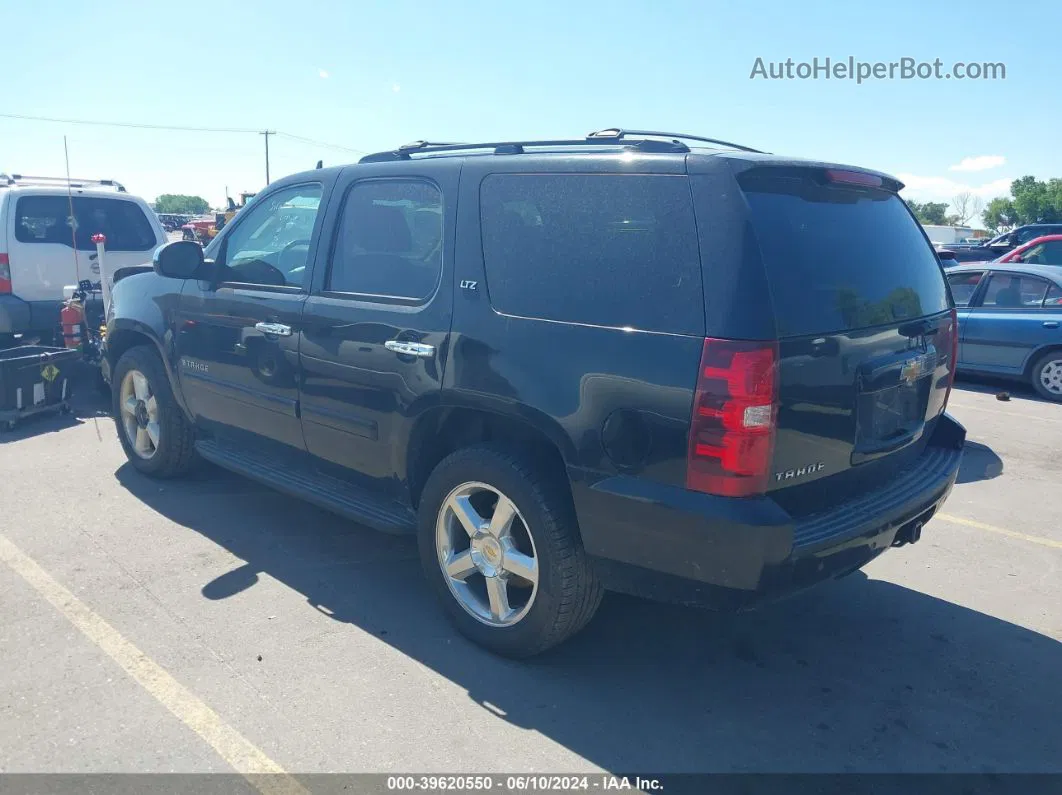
top-left (113, 264), bottom-right (154, 284)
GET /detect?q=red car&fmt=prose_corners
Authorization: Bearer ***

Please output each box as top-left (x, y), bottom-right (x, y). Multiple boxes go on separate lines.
top-left (996, 234), bottom-right (1062, 266)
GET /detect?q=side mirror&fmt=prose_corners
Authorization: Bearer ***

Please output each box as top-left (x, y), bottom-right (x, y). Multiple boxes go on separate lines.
top-left (154, 240), bottom-right (207, 279)
top-left (1010, 253), bottom-right (1024, 263)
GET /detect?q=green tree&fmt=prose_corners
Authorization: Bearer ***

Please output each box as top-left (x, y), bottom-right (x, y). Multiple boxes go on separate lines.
top-left (904, 199), bottom-right (950, 225)
top-left (155, 194), bottom-right (209, 215)
top-left (982, 197), bottom-right (1017, 233)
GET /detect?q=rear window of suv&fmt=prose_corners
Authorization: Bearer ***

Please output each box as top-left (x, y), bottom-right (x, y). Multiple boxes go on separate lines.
top-left (738, 170), bottom-right (950, 337)
top-left (15, 195), bottom-right (157, 251)
top-left (479, 174), bottom-right (704, 335)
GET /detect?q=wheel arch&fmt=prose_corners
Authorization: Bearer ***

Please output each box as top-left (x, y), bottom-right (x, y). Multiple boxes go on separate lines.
top-left (1024, 343), bottom-right (1062, 378)
top-left (403, 402), bottom-right (576, 512)
top-left (106, 321), bottom-right (191, 418)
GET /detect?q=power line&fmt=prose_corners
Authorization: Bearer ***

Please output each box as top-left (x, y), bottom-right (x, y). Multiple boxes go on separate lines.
top-left (275, 132), bottom-right (366, 154)
top-left (0, 112), bottom-right (367, 153)
top-left (0, 112), bottom-right (259, 134)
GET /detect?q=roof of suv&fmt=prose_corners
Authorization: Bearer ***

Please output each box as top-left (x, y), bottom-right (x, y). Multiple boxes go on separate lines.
top-left (0, 174), bottom-right (129, 196)
top-left (0, 185), bottom-right (141, 200)
top-left (279, 129), bottom-right (903, 190)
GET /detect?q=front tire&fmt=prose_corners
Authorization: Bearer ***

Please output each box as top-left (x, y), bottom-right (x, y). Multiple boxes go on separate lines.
top-left (417, 445), bottom-right (602, 657)
top-left (1031, 350), bottom-right (1062, 402)
top-left (112, 345), bottom-right (198, 477)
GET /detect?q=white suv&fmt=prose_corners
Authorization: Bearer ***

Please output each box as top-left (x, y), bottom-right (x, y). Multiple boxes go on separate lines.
top-left (0, 174), bottom-right (167, 345)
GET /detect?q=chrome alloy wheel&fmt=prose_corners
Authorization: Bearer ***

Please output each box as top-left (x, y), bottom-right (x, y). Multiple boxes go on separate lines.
top-left (119, 369), bottom-right (160, 459)
top-left (435, 481), bottom-right (539, 627)
top-left (1039, 358), bottom-right (1062, 396)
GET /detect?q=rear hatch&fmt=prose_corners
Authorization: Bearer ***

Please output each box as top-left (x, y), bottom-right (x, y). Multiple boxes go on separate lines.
top-left (736, 165), bottom-right (955, 516)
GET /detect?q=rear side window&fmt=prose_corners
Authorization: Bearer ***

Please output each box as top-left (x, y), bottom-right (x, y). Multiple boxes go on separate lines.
top-left (982, 274), bottom-right (1051, 308)
top-left (329, 179), bottom-right (443, 301)
top-left (739, 171), bottom-right (949, 337)
top-left (15, 196), bottom-right (156, 251)
top-left (479, 174), bottom-right (704, 335)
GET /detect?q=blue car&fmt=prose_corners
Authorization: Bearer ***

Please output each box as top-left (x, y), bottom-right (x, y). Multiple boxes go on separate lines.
top-left (945, 263), bottom-right (1062, 401)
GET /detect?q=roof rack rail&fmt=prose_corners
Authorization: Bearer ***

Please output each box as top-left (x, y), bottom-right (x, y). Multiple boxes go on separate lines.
top-left (586, 128), bottom-right (766, 154)
top-left (0, 173), bottom-right (127, 192)
top-left (398, 140), bottom-right (468, 150)
top-left (359, 135), bottom-right (689, 163)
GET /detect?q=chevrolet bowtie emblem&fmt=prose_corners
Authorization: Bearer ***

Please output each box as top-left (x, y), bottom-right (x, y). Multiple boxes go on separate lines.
top-left (900, 356), bottom-right (928, 386)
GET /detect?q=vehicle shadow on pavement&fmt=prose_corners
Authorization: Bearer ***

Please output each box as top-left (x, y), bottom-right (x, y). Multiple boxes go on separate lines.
top-left (115, 463), bottom-right (1062, 774)
top-left (955, 440), bottom-right (1004, 484)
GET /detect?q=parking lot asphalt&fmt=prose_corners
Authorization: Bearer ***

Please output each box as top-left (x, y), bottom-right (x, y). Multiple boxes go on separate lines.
top-left (1, 371), bottom-right (1060, 778)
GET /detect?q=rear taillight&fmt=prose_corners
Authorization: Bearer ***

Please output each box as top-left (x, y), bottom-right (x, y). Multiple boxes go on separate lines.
top-left (0, 253), bottom-right (11, 294)
top-left (930, 308), bottom-right (959, 410)
top-left (945, 307), bottom-right (958, 406)
top-left (687, 338), bottom-right (779, 498)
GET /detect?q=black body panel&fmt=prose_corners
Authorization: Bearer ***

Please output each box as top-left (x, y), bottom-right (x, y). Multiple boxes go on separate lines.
top-left (298, 159), bottom-right (460, 504)
top-left (105, 144), bottom-right (965, 615)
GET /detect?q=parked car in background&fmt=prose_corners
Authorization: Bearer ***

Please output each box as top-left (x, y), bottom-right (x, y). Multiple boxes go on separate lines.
top-left (945, 262), bottom-right (1062, 400)
top-left (943, 224), bottom-right (1062, 263)
top-left (993, 234), bottom-right (1062, 267)
top-left (104, 130), bottom-right (965, 656)
top-left (0, 173), bottom-right (167, 346)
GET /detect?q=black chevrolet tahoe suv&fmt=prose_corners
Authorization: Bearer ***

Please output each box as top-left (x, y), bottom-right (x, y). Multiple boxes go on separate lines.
top-left (104, 129), bottom-right (966, 657)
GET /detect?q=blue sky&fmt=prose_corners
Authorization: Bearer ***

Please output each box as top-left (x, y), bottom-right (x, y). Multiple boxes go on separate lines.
top-left (2, 0), bottom-right (1058, 220)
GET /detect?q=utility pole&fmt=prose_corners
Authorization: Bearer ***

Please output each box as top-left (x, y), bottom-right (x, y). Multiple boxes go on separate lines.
top-left (260, 130), bottom-right (275, 185)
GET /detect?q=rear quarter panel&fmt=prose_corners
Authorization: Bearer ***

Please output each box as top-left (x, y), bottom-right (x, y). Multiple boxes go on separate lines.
top-left (447, 156), bottom-right (704, 488)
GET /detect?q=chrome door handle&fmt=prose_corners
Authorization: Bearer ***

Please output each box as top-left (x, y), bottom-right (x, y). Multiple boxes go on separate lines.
top-left (1043, 321), bottom-right (1060, 329)
top-left (255, 321), bottom-right (292, 337)
top-left (385, 340), bottom-right (435, 358)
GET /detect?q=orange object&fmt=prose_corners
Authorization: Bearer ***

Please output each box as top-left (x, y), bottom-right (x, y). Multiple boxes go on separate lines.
top-left (60, 301), bottom-right (84, 349)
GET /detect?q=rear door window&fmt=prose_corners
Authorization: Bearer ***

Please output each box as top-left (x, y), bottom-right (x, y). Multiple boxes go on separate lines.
top-left (15, 195), bottom-right (156, 251)
top-left (947, 271), bottom-right (984, 306)
top-left (981, 273), bottom-right (1052, 308)
top-left (738, 170), bottom-right (949, 337)
top-left (479, 174), bottom-right (704, 335)
top-left (328, 179), bottom-right (443, 301)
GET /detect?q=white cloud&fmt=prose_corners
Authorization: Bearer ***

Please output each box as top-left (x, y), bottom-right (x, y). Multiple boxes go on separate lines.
top-left (898, 173), bottom-right (1012, 201)
top-left (318, 69), bottom-right (329, 79)
top-left (949, 155), bottom-right (1005, 172)
top-left (391, 83), bottom-right (401, 93)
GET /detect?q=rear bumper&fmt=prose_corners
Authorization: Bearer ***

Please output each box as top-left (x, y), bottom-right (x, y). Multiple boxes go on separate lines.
top-left (0, 297), bottom-right (62, 335)
top-left (573, 413), bottom-right (966, 609)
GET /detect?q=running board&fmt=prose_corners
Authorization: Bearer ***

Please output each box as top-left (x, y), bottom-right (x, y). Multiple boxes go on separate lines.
top-left (194, 439), bottom-right (417, 535)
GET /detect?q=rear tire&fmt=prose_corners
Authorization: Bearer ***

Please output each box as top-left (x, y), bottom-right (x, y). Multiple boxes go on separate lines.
top-left (417, 445), bottom-right (602, 657)
top-left (1031, 350), bottom-right (1062, 402)
top-left (112, 345), bottom-right (198, 477)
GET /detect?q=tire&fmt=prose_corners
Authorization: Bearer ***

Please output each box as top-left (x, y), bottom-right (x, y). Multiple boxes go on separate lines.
top-left (1031, 350), bottom-right (1062, 402)
top-left (111, 345), bottom-right (198, 477)
top-left (417, 445), bottom-right (602, 657)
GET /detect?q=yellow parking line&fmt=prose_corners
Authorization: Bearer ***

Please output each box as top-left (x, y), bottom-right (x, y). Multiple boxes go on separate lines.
top-left (0, 533), bottom-right (307, 795)
top-left (936, 513), bottom-right (1062, 550)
